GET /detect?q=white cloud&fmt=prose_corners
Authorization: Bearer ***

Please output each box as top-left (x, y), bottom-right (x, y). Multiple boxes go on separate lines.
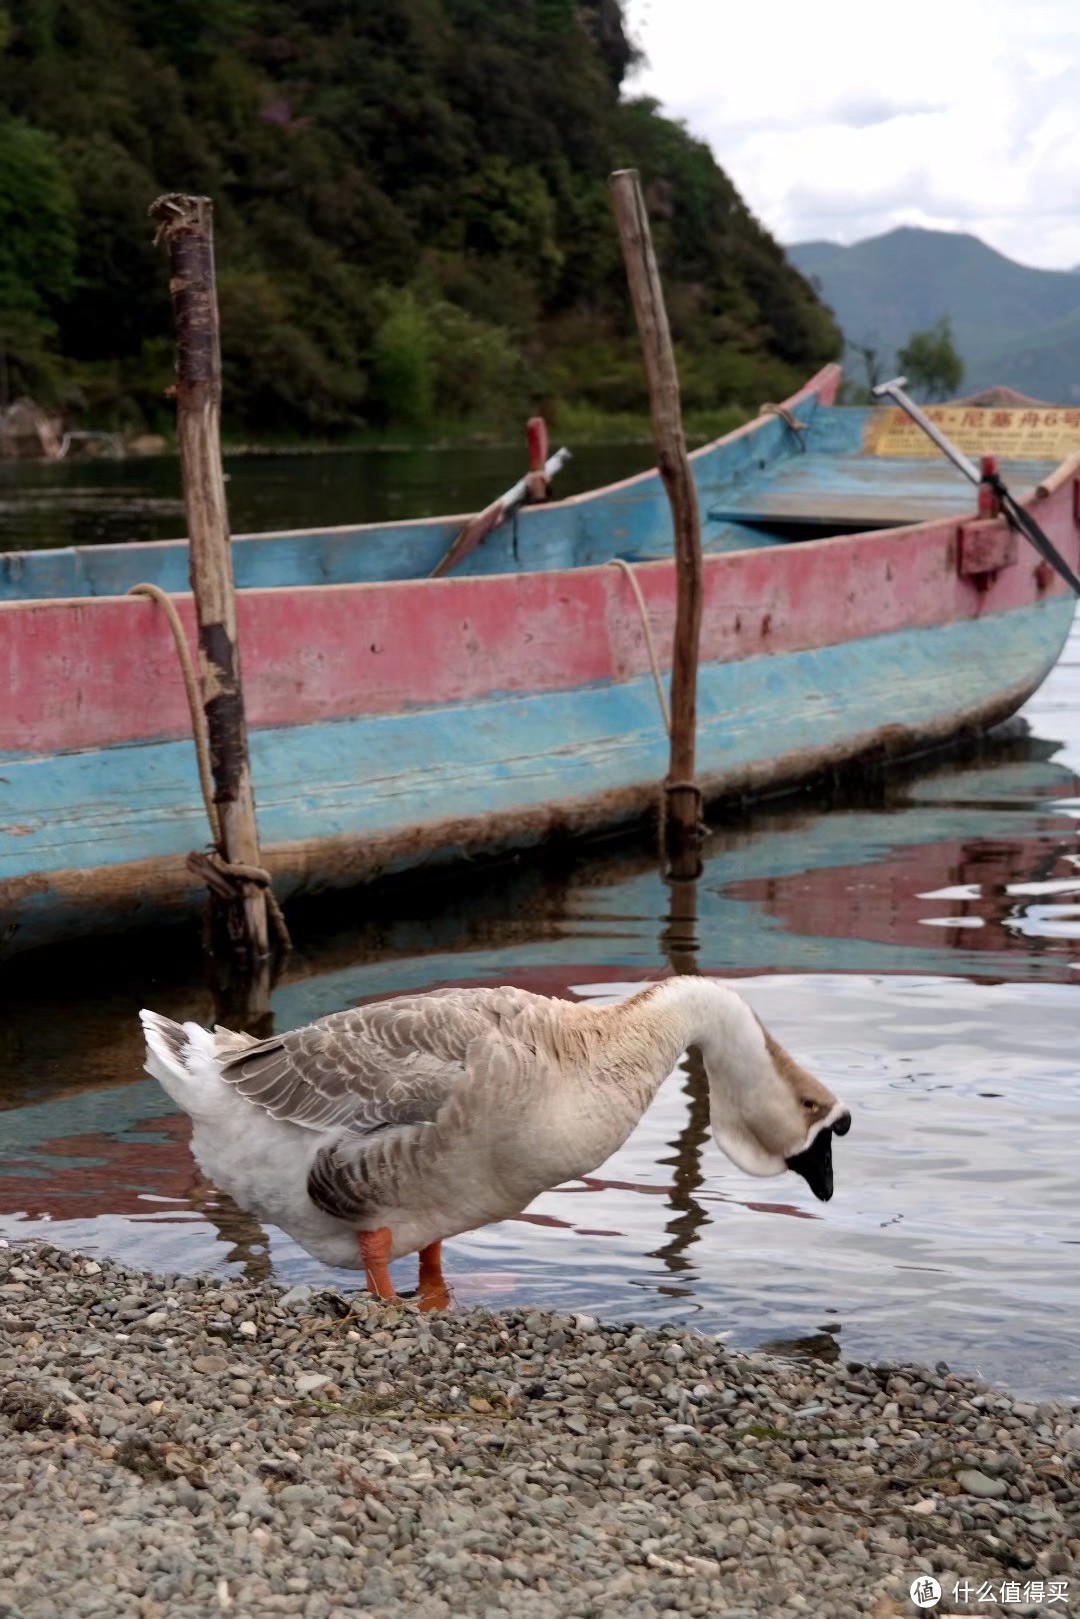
top-left (623, 0), bottom-right (1080, 267)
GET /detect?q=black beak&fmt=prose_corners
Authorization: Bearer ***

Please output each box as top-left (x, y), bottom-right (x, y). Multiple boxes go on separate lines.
top-left (786, 1126), bottom-right (836, 1201)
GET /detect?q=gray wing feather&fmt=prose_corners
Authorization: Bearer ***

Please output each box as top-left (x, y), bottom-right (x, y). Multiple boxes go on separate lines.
top-left (218, 986), bottom-right (539, 1136)
top-left (305, 1025), bottom-right (528, 1223)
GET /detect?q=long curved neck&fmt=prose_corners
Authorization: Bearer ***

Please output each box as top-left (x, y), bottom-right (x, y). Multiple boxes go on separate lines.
top-left (564, 977), bottom-right (752, 1113)
top-left (633, 976), bottom-right (757, 1075)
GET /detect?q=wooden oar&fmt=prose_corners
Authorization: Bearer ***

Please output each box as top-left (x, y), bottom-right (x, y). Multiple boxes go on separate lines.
top-left (430, 418), bottom-right (571, 579)
top-left (873, 376), bottom-right (1080, 594)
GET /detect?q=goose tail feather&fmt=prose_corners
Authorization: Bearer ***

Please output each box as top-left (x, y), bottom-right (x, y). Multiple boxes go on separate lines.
top-left (140, 1009), bottom-right (230, 1118)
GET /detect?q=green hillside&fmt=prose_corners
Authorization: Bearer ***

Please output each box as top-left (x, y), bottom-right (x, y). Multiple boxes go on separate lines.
top-left (0, 0), bottom-right (840, 438)
top-left (974, 306), bottom-right (1080, 404)
top-left (789, 227), bottom-right (1080, 402)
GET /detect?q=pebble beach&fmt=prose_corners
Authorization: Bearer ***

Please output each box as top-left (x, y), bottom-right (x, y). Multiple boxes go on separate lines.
top-left (1, 1243), bottom-right (1077, 1619)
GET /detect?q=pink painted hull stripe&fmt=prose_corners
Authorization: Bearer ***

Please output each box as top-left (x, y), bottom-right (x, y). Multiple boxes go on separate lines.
top-left (2, 488), bottom-right (1076, 757)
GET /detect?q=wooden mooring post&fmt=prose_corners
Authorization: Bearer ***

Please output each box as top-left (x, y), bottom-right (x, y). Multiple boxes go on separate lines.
top-left (150, 193), bottom-right (270, 967)
top-left (610, 169), bottom-right (704, 875)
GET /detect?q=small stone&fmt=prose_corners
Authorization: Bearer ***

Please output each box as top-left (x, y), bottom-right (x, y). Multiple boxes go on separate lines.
top-left (280, 1285), bottom-right (314, 1311)
top-left (955, 1469), bottom-right (1008, 1499)
top-left (910, 1499), bottom-right (937, 1516)
top-left (295, 1373), bottom-right (331, 1396)
top-left (279, 1484), bottom-right (316, 1504)
top-left (237, 1485), bottom-right (272, 1518)
top-left (646, 1552), bottom-right (687, 1574)
top-left (236, 1320), bottom-right (257, 1338)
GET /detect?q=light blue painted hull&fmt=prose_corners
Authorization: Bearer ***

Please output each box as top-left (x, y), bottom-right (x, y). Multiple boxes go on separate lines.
top-left (2, 598), bottom-right (1074, 953)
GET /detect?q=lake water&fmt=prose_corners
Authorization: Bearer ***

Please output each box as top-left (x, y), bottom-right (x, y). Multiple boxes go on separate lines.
top-left (0, 441), bottom-right (653, 552)
top-left (1, 450), bottom-right (1079, 1397)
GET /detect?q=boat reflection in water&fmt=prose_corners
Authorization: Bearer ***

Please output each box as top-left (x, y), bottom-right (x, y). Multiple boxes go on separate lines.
top-left (2, 729), bottom-right (1079, 1393)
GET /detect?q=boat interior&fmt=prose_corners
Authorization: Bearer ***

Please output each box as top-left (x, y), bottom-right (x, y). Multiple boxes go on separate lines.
top-left (0, 399), bottom-right (1059, 604)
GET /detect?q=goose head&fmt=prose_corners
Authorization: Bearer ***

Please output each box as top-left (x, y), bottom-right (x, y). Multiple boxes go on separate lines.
top-left (695, 992), bottom-right (850, 1201)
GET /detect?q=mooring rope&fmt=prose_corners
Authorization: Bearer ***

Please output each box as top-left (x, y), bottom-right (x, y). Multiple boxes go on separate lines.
top-left (128, 582), bottom-right (291, 951)
top-left (186, 850), bottom-right (292, 951)
top-left (607, 562), bottom-right (709, 851)
top-left (128, 583), bottom-right (220, 844)
top-left (759, 401), bottom-right (808, 446)
top-left (607, 558), bottom-right (671, 734)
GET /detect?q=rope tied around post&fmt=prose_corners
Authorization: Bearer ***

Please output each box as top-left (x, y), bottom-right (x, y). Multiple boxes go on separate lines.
top-left (661, 777), bottom-right (708, 865)
top-left (186, 850), bottom-right (291, 951)
top-left (128, 582), bottom-right (292, 952)
top-left (607, 561), bottom-right (708, 849)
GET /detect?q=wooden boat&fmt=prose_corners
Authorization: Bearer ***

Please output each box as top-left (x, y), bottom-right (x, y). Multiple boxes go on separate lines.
top-left (2, 361), bottom-right (1079, 956)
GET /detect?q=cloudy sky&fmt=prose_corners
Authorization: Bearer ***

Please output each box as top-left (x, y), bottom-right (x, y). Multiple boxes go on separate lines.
top-left (623, 0), bottom-right (1080, 269)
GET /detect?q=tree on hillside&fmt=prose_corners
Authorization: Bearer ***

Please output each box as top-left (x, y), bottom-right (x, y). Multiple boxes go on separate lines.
top-left (840, 336), bottom-right (884, 403)
top-left (0, 118), bottom-right (76, 400)
top-left (0, 0), bottom-right (840, 435)
top-left (897, 317), bottom-right (964, 402)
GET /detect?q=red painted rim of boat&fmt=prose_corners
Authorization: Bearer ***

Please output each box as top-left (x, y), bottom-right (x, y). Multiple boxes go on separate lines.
top-left (2, 360), bottom-right (1076, 759)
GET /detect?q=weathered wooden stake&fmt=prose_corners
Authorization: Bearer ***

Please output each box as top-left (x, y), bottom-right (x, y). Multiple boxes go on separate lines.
top-left (150, 193), bottom-right (270, 963)
top-left (661, 872), bottom-right (700, 978)
top-left (610, 169), bottom-right (704, 871)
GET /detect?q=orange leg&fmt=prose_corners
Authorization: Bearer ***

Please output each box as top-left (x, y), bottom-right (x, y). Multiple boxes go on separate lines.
top-left (357, 1227), bottom-right (399, 1302)
top-left (417, 1241), bottom-right (451, 1312)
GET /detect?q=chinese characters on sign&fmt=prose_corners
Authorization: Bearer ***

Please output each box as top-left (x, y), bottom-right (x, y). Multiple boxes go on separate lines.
top-left (864, 407), bottom-right (1080, 460)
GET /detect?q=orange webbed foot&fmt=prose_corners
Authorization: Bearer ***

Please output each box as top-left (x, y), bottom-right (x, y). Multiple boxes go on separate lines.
top-left (417, 1240), bottom-right (452, 1312)
top-left (357, 1226), bottom-right (401, 1304)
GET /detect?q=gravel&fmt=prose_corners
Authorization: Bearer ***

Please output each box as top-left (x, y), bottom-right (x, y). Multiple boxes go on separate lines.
top-left (1, 1242), bottom-right (1077, 1617)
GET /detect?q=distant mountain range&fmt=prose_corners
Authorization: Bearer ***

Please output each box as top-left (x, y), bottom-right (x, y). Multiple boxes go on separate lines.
top-left (787, 227), bottom-right (1080, 402)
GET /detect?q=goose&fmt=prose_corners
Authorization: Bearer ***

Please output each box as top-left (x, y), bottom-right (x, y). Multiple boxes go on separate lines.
top-left (140, 977), bottom-right (850, 1310)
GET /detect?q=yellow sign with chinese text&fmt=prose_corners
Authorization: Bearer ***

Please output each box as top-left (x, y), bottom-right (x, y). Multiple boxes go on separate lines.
top-left (864, 407), bottom-right (1080, 462)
